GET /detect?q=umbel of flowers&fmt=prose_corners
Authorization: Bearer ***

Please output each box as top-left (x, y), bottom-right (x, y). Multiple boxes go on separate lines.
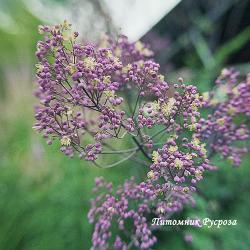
top-left (197, 68), bottom-right (250, 166)
top-left (34, 21), bottom-right (250, 249)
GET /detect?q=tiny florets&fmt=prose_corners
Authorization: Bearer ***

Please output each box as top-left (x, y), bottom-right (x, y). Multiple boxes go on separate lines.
top-left (34, 22), bottom-right (250, 250)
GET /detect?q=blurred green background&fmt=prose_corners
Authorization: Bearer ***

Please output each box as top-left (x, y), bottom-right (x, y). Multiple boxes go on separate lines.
top-left (0, 0), bottom-right (250, 249)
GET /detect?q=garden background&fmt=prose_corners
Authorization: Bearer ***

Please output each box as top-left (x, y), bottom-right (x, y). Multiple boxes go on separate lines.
top-left (0, 0), bottom-right (250, 249)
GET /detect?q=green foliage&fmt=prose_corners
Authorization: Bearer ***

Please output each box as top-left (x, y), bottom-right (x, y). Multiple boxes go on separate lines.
top-left (0, 1), bottom-right (249, 249)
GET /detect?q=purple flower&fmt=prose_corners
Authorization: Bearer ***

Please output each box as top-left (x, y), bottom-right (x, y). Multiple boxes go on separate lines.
top-left (34, 22), bottom-right (250, 250)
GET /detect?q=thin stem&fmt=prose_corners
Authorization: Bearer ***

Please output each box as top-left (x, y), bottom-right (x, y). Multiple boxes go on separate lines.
top-left (128, 156), bottom-right (149, 167)
top-left (101, 147), bottom-right (138, 154)
top-left (150, 126), bottom-right (168, 140)
top-left (132, 91), bottom-right (140, 119)
top-left (93, 151), bottom-right (137, 169)
top-left (101, 142), bottom-right (165, 155)
top-left (132, 137), bottom-right (152, 161)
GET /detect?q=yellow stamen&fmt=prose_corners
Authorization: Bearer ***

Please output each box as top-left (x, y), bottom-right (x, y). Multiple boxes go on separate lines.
top-left (60, 136), bottom-right (71, 146)
top-left (83, 57), bottom-right (96, 70)
top-left (162, 98), bottom-right (176, 117)
top-left (174, 158), bottom-right (183, 169)
top-left (152, 151), bottom-right (160, 164)
top-left (168, 145), bottom-right (178, 154)
top-left (147, 170), bottom-right (155, 179)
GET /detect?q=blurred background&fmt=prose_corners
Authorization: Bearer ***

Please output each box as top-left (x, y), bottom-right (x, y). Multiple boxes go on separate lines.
top-left (0, 0), bottom-right (250, 249)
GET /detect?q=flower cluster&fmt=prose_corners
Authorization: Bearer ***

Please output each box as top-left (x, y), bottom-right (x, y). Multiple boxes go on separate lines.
top-left (88, 176), bottom-right (193, 250)
top-left (34, 22), bottom-right (249, 250)
top-left (34, 21), bottom-right (161, 161)
top-left (197, 68), bottom-right (250, 165)
top-left (33, 21), bottom-right (209, 163)
top-left (88, 130), bottom-right (218, 249)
